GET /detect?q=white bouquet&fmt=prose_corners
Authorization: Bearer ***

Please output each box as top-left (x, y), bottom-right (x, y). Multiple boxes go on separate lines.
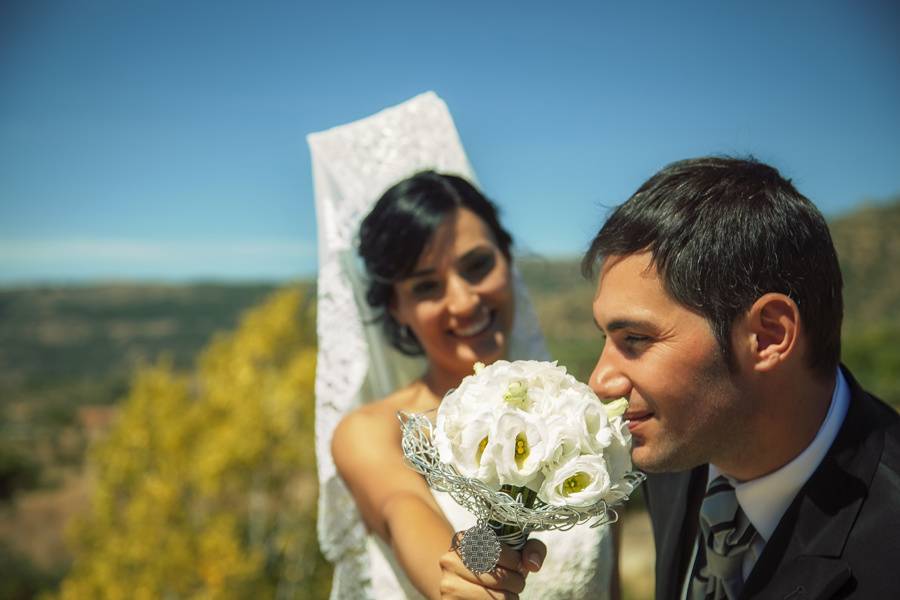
top-left (400, 360), bottom-right (644, 573)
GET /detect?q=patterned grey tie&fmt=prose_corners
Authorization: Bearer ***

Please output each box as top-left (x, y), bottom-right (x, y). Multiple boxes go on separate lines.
top-left (690, 475), bottom-right (757, 600)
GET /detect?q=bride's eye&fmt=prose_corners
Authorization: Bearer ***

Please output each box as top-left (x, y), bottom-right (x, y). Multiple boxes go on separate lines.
top-left (460, 251), bottom-right (496, 283)
top-left (410, 279), bottom-right (440, 298)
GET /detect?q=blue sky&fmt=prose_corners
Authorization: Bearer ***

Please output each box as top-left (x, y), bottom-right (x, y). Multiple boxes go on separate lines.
top-left (1, 0), bottom-right (898, 283)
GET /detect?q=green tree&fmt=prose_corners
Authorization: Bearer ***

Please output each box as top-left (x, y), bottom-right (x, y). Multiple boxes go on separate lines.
top-left (0, 440), bottom-right (41, 502)
top-left (57, 287), bottom-right (331, 599)
top-left (842, 323), bottom-right (900, 410)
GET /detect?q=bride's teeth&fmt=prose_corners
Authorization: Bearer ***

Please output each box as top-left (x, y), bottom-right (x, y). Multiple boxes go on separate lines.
top-left (455, 313), bottom-right (490, 337)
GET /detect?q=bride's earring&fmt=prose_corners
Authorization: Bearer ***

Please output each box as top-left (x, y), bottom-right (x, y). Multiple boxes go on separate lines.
top-left (399, 325), bottom-right (416, 344)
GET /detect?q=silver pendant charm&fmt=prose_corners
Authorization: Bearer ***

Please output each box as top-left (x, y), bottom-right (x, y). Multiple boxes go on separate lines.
top-left (459, 520), bottom-right (502, 574)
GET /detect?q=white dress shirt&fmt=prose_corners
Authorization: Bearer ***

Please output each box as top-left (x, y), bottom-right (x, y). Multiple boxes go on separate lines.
top-left (681, 368), bottom-right (850, 598)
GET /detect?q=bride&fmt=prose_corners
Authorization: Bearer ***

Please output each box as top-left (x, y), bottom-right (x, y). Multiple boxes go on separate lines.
top-left (310, 93), bottom-right (616, 599)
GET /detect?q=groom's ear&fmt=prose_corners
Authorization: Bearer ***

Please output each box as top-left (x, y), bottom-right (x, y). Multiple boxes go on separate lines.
top-left (735, 293), bottom-right (801, 373)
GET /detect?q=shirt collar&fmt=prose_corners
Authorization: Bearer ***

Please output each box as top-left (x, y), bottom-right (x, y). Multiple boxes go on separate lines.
top-left (708, 368), bottom-right (850, 542)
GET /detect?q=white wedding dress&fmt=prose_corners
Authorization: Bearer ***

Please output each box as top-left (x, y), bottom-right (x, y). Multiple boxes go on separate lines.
top-left (310, 92), bottom-right (612, 600)
top-left (367, 490), bottom-right (612, 599)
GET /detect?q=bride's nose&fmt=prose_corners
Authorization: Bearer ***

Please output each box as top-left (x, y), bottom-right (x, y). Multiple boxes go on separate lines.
top-left (446, 274), bottom-right (479, 316)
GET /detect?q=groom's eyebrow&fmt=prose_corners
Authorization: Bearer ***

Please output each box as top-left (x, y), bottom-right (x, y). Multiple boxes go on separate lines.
top-left (594, 317), bottom-right (654, 333)
top-left (608, 319), bottom-right (652, 332)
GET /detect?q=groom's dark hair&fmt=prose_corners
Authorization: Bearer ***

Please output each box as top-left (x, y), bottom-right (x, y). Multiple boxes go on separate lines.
top-left (582, 156), bottom-right (843, 378)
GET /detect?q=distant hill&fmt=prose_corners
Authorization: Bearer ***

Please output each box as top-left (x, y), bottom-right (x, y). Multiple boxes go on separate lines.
top-left (0, 283), bottom-right (280, 442)
top-left (517, 258), bottom-right (598, 380)
top-left (0, 198), bottom-right (896, 443)
top-left (829, 198), bottom-right (900, 332)
top-left (829, 198), bottom-right (900, 406)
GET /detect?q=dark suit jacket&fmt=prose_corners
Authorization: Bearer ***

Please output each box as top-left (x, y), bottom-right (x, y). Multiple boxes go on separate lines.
top-left (643, 367), bottom-right (900, 599)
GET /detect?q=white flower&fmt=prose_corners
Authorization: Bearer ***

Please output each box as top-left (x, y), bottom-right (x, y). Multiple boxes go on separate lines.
top-left (603, 397), bottom-right (629, 419)
top-left (539, 454), bottom-right (612, 508)
top-left (502, 380), bottom-right (530, 410)
top-left (434, 410), bottom-right (499, 489)
top-left (601, 416), bottom-right (635, 503)
top-left (489, 410), bottom-right (548, 490)
top-left (606, 416), bottom-right (633, 477)
top-left (433, 359), bottom-right (638, 509)
top-left (542, 414), bottom-right (582, 470)
top-left (570, 395), bottom-right (613, 454)
top-left (444, 367), bottom-right (506, 414)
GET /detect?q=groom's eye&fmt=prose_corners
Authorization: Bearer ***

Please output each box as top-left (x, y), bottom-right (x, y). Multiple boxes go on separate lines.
top-left (620, 334), bottom-right (651, 356)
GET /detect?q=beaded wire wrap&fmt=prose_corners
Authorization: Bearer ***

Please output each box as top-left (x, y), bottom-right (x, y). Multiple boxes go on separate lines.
top-left (399, 410), bottom-right (647, 539)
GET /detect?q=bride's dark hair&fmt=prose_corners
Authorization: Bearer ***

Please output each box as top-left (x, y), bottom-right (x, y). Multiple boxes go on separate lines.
top-left (358, 170), bottom-right (513, 355)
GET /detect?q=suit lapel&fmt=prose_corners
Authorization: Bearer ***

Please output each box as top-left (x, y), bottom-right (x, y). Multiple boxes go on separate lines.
top-left (753, 557), bottom-right (851, 599)
top-left (741, 367), bottom-right (885, 599)
top-left (646, 465), bottom-right (707, 600)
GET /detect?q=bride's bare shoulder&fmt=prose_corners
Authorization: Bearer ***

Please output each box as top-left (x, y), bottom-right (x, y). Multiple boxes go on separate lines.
top-left (333, 381), bottom-right (433, 447)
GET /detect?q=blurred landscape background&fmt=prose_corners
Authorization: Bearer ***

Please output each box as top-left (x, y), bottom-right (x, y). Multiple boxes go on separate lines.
top-left (1, 198), bottom-right (897, 599)
top-left (3, 1), bottom-right (898, 598)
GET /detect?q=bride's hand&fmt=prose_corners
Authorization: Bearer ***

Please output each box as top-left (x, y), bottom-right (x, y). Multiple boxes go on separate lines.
top-left (437, 538), bottom-right (546, 599)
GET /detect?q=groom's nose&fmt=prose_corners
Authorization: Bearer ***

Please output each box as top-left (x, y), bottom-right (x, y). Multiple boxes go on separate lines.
top-left (590, 344), bottom-right (631, 399)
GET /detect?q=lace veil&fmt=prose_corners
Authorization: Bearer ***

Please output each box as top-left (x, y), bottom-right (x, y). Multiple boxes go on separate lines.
top-left (309, 92), bottom-right (549, 598)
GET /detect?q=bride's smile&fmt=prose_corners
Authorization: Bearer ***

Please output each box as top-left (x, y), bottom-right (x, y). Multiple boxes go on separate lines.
top-left (391, 206), bottom-right (515, 382)
top-left (449, 306), bottom-right (493, 338)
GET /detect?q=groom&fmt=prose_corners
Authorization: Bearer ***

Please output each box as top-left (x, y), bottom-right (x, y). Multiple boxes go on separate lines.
top-left (582, 157), bottom-right (900, 599)
top-left (439, 156), bottom-right (900, 599)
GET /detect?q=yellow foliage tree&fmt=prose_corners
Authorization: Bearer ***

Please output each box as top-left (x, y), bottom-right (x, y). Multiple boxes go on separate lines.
top-left (57, 287), bottom-right (332, 599)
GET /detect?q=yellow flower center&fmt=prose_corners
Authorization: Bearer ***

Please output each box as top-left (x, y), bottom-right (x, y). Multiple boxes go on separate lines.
top-left (476, 437), bottom-right (488, 464)
top-left (563, 472), bottom-right (591, 495)
top-left (514, 433), bottom-right (529, 468)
